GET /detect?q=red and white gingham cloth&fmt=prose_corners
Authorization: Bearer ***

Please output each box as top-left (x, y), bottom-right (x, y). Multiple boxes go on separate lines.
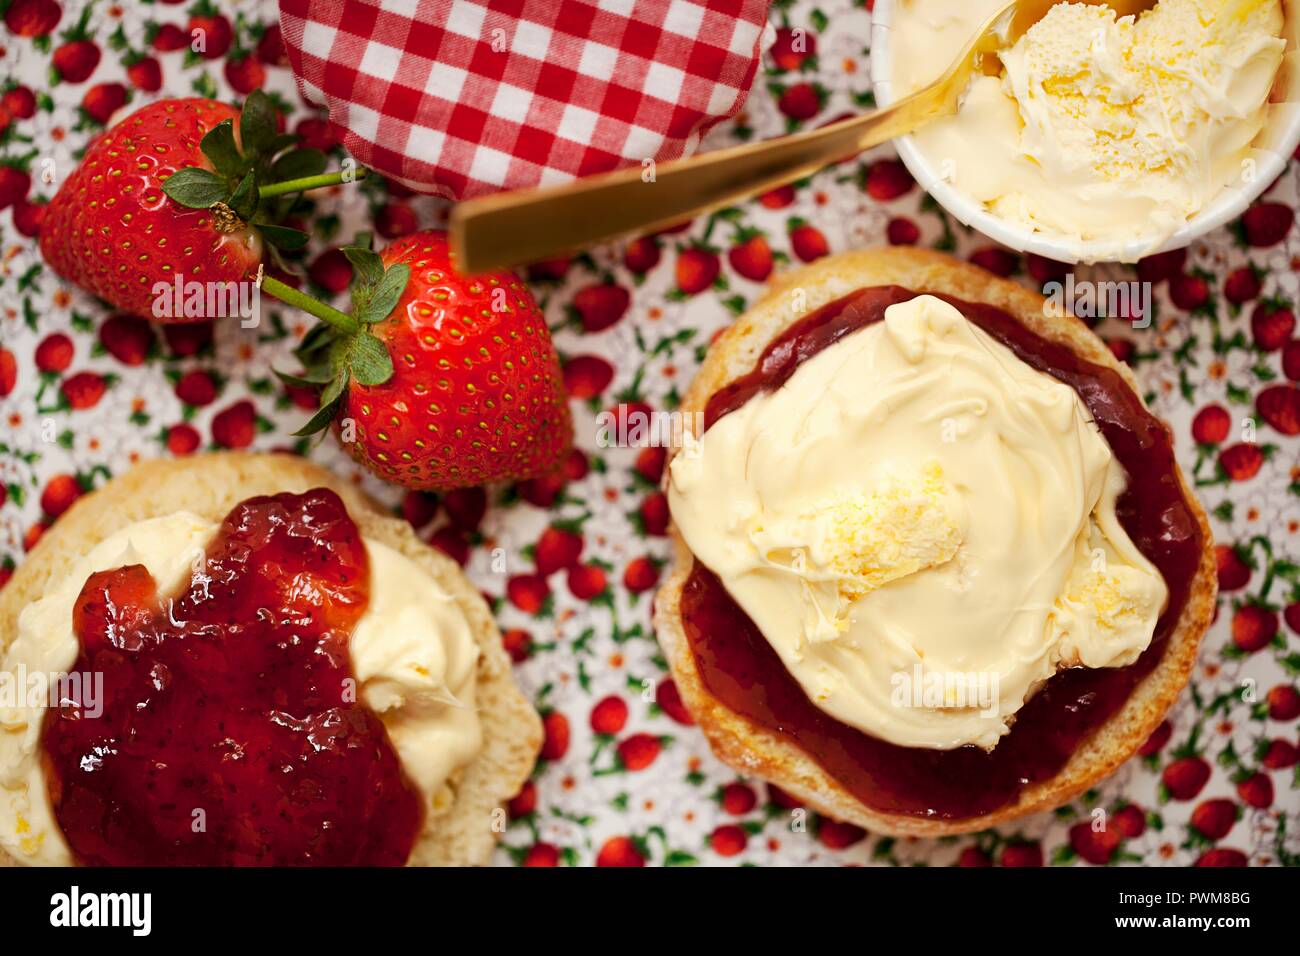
top-left (278, 0), bottom-right (771, 200)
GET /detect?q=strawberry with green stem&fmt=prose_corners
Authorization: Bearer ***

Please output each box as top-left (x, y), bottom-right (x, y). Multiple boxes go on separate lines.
top-left (267, 230), bottom-right (572, 491)
top-left (40, 90), bottom-right (368, 321)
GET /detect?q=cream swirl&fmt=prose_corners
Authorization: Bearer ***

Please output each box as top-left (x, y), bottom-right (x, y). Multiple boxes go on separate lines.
top-left (669, 295), bottom-right (1167, 750)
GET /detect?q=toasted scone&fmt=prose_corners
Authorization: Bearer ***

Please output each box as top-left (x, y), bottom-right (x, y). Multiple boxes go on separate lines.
top-left (654, 247), bottom-right (1217, 836)
top-left (0, 452), bottom-right (540, 866)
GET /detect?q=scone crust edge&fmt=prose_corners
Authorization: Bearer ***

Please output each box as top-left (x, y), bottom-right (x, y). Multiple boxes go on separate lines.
top-left (654, 246), bottom-right (1217, 836)
top-left (0, 452), bottom-right (541, 866)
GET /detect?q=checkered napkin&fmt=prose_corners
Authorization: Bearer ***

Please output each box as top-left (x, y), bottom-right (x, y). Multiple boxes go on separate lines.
top-left (278, 0), bottom-right (771, 200)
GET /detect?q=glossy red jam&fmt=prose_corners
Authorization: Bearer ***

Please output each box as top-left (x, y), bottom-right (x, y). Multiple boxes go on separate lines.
top-left (42, 489), bottom-right (423, 865)
top-left (681, 286), bottom-right (1204, 819)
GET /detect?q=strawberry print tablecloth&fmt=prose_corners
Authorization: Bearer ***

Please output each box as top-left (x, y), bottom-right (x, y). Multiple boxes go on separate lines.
top-left (1, 0), bottom-right (1298, 867)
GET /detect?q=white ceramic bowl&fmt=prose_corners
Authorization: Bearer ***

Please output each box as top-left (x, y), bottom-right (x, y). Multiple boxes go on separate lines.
top-left (870, 0), bottom-right (1300, 264)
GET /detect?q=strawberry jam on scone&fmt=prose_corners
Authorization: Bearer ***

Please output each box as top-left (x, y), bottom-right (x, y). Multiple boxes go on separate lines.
top-left (41, 489), bottom-right (422, 866)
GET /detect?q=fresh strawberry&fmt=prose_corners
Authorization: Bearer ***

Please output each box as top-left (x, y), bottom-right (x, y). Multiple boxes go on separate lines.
top-left (40, 93), bottom-right (331, 320)
top-left (4, 0), bottom-right (62, 37)
top-left (1239, 202), bottom-right (1293, 247)
top-left (1256, 384), bottom-right (1300, 435)
top-left (1251, 301), bottom-right (1295, 351)
top-left (283, 231), bottom-right (570, 490)
top-left (728, 232), bottom-right (773, 281)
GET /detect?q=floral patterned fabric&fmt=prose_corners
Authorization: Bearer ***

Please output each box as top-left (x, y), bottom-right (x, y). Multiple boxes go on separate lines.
top-left (0, 0), bottom-right (1297, 867)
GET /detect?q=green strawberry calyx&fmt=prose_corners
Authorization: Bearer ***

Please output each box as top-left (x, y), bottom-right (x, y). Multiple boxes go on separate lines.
top-left (161, 90), bottom-right (368, 252)
top-left (260, 236), bottom-right (410, 437)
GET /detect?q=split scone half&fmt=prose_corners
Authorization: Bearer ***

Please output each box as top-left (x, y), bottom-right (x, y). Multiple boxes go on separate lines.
top-left (655, 247), bottom-right (1216, 836)
top-left (0, 452), bottom-right (540, 866)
